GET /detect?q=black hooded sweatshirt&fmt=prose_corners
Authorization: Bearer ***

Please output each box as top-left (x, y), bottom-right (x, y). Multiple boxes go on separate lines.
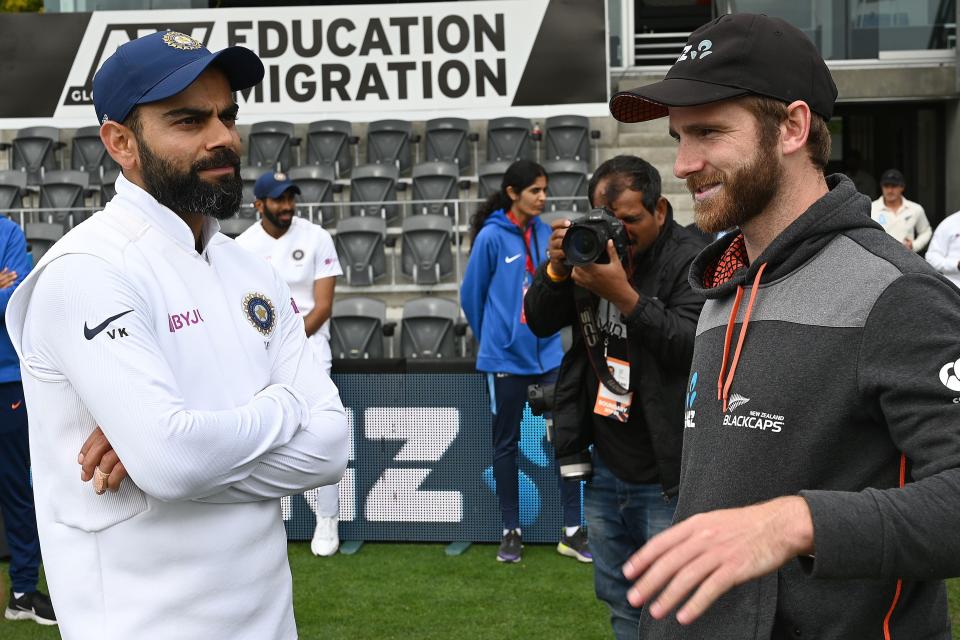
top-left (639, 175), bottom-right (959, 639)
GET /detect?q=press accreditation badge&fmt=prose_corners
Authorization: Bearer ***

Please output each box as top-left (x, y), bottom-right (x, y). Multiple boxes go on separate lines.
top-left (593, 356), bottom-right (632, 422)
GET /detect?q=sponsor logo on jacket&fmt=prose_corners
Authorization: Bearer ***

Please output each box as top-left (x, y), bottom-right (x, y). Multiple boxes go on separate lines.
top-left (168, 309), bottom-right (204, 333)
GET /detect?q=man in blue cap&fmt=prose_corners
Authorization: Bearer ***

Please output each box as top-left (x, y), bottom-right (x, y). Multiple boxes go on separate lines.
top-left (237, 171), bottom-right (343, 557)
top-left (4, 30), bottom-right (349, 640)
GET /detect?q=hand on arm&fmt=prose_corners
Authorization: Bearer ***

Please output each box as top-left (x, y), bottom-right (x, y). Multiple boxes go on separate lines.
top-left (301, 277), bottom-right (335, 337)
top-left (0, 268), bottom-right (17, 289)
top-left (623, 496), bottom-right (814, 625)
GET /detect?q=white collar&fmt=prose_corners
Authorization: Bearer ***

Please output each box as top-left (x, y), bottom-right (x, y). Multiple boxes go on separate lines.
top-left (113, 172), bottom-right (222, 252)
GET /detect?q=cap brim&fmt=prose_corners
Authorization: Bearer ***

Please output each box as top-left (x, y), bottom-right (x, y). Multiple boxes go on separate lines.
top-left (610, 78), bottom-right (749, 123)
top-left (258, 184), bottom-right (301, 200)
top-left (138, 46), bottom-right (264, 107)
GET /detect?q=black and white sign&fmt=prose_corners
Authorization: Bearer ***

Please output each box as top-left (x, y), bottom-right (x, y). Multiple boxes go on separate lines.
top-left (0, 1), bottom-right (608, 128)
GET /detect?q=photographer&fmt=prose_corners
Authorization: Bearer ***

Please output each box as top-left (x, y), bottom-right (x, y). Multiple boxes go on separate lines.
top-left (524, 155), bottom-right (704, 639)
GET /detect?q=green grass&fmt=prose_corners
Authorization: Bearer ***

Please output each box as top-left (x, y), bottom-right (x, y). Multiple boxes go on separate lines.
top-left (2, 545), bottom-right (959, 639)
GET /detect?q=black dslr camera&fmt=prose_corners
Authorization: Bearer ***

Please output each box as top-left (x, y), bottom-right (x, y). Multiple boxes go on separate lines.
top-left (527, 383), bottom-right (592, 481)
top-left (562, 208), bottom-right (630, 266)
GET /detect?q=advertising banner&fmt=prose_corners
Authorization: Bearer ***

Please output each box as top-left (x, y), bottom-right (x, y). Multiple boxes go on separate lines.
top-left (0, 0), bottom-right (608, 128)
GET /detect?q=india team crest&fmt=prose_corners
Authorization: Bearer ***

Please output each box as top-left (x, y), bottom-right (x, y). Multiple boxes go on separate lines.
top-left (163, 31), bottom-right (203, 51)
top-left (242, 293), bottom-right (276, 336)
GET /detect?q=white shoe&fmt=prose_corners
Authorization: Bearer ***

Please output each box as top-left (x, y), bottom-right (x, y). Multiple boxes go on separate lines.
top-left (311, 516), bottom-right (339, 557)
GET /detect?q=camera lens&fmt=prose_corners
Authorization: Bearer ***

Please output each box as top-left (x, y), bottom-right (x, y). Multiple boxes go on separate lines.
top-left (564, 227), bottom-right (603, 265)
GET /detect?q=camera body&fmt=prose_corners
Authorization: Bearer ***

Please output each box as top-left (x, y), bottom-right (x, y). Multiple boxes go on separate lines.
top-left (561, 208), bottom-right (630, 267)
top-left (527, 383), bottom-right (592, 481)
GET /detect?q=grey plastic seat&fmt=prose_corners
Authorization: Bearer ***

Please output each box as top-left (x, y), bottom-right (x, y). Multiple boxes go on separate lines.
top-left (100, 168), bottom-right (120, 205)
top-left (411, 161), bottom-right (461, 217)
top-left (424, 118), bottom-right (475, 174)
top-left (486, 117), bottom-right (534, 163)
top-left (240, 166), bottom-right (270, 219)
top-left (306, 120), bottom-right (357, 178)
top-left (540, 210), bottom-right (586, 227)
top-left (366, 120), bottom-right (418, 175)
top-left (71, 125), bottom-right (118, 185)
top-left (400, 215), bottom-right (453, 285)
top-left (1, 126), bottom-right (63, 185)
top-left (218, 217), bottom-right (255, 239)
top-left (544, 115), bottom-right (592, 163)
top-left (25, 222), bottom-right (65, 265)
top-left (330, 297), bottom-right (394, 359)
top-left (334, 216), bottom-right (387, 286)
top-left (349, 163), bottom-right (401, 221)
top-left (543, 160), bottom-right (589, 212)
top-left (289, 164), bottom-right (337, 226)
top-left (477, 161), bottom-right (511, 199)
top-left (39, 170), bottom-right (91, 227)
top-left (0, 170), bottom-right (27, 213)
top-left (247, 121), bottom-right (300, 171)
top-left (400, 297), bottom-right (462, 359)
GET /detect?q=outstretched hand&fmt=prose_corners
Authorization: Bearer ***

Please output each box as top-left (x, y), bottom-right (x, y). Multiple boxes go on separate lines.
top-left (622, 496), bottom-right (814, 625)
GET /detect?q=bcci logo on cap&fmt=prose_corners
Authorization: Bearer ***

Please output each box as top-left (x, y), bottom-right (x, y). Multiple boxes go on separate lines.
top-left (163, 31), bottom-right (202, 51)
top-left (274, 172), bottom-right (287, 182)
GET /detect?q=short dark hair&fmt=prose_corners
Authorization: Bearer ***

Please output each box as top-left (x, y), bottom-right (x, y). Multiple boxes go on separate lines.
top-left (741, 95), bottom-right (831, 169)
top-left (588, 155), bottom-right (661, 213)
top-left (122, 106), bottom-right (143, 138)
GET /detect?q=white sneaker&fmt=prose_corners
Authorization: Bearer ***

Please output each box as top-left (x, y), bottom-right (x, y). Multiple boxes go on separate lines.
top-left (311, 515), bottom-right (339, 557)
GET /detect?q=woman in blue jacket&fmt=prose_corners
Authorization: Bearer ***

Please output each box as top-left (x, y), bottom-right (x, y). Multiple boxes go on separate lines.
top-left (460, 160), bottom-right (589, 564)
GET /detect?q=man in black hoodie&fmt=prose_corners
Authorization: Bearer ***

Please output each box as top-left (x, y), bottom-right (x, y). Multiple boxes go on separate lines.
top-left (524, 155), bottom-right (704, 639)
top-left (609, 13), bottom-right (960, 640)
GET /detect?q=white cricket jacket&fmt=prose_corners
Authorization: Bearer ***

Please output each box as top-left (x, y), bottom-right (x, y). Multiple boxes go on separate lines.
top-left (5, 174), bottom-right (349, 640)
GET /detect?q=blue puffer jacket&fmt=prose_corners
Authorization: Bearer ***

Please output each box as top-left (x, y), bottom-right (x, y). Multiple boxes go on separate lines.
top-left (460, 209), bottom-right (562, 374)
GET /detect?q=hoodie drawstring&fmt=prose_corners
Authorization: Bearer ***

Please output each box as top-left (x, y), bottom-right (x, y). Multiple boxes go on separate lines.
top-left (717, 262), bottom-right (767, 412)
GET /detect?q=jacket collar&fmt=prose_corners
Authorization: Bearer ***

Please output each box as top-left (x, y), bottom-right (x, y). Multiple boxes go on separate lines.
top-left (113, 172), bottom-right (221, 253)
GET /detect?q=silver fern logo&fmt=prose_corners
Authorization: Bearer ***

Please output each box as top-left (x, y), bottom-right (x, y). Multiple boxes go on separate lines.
top-left (727, 393), bottom-right (750, 412)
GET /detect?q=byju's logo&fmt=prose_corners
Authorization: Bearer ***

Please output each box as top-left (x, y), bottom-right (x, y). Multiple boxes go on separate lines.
top-left (677, 39), bottom-right (714, 62)
top-left (684, 372), bottom-right (697, 429)
top-left (939, 357), bottom-right (960, 392)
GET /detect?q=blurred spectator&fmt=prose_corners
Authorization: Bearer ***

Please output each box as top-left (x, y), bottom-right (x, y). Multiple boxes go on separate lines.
top-left (871, 169), bottom-right (931, 252)
top-left (925, 209), bottom-right (960, 287)
top-left (460, 160), bottom-right (587, 564)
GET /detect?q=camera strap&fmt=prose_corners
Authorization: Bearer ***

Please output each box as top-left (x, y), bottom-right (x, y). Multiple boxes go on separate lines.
top-left (573, 286), bottom-right (630, 396)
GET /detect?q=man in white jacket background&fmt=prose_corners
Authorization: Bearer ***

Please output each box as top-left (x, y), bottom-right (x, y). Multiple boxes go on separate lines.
top-left (870, 168), bottom-right (932, 253)
top-left (4, 30), bottom-right (349, 640)
top-left (925, 209), bottom-right (960, 287)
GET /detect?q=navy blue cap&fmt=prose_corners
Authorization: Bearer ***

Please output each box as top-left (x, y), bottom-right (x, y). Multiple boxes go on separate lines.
top-left (93, 30), bottom-right (264, 125)
top-left (254, 172), bottom-right (301, 200)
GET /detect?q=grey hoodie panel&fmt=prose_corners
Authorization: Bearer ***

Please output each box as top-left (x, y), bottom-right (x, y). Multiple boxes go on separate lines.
top-left (696, 235), bottom-right (902, 336)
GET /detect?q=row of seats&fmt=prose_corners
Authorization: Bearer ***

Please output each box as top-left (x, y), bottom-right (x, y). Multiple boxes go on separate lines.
top-left (0, 116), bottom-right (601, 187)
top-left (330, 296), bottom-right (468, 360)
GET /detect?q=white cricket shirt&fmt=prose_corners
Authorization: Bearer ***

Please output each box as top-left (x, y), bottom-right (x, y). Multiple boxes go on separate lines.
top-left (235, 218), bottom-right (341, 365)
top-left (926, 210), bottom-right (960, 288)
top-left (5, 174), bottom-right (349, 640)
top-left (871, 195), bottom-right (932, 252)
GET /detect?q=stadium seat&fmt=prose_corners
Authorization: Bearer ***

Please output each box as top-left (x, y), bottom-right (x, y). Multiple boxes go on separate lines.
top-left (306, 120), bottom-right (358, 178)
top-left (100, 168), bottom-right (120, 205)
top-left (366, 119), bottom-right (419, 175)
top-left (400, 296), bottom-right (466, 359)
top-left (543, 115), bottom-right (599, 164)
top-left (543, 160), bottom-right (589, 212)
top-left (71, 125), bottom-right (118, 185)
top-left (540, 210), bottom-right (587, 227)
top-left (240, 166), bottom-right (270, 219)
top-left (288, 164), bottom-right (339, 226)
top-left (424, 117), bottom-right (476, 175)
top-left (329, 297), bottom-right (395, 359)
top-left (486, 117), bottom-right (534, 163)
top-left (349, 163), bottom-right (403, 222)
top-left (25, 222), bottom-right (65, 265)
top-left (39, 170), bottom-right (92, 227)
top-left (477, 161), bottom-right (511, 200)
top-left (1, 126), bottom-right (63, 185)
top-left (334, 216), bottom-right (387, 286)
top-left (411, 161), bottom-right (463, 217)
top-left (218, 217), bottom-right (255, 239)
top-left (400, 215), bottom-right (454, 285)
top-left (0, 170), bottom-right (27, 214)
top-left (247, 121), bottom-right (300, 172)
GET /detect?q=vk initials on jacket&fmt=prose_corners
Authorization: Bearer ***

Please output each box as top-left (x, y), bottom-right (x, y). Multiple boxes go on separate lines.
top-left (5, 173), bottom-right (349, 640)
top-left (639, 175), bottom-right (958, 639)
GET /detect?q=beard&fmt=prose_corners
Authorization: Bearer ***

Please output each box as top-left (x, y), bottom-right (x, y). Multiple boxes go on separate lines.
top-left (687, 138), bottom-right (783, 234)
top-left (261, 199), bottom-right (295, 230)
top-left (138, 139), bottom-right (243, 221)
